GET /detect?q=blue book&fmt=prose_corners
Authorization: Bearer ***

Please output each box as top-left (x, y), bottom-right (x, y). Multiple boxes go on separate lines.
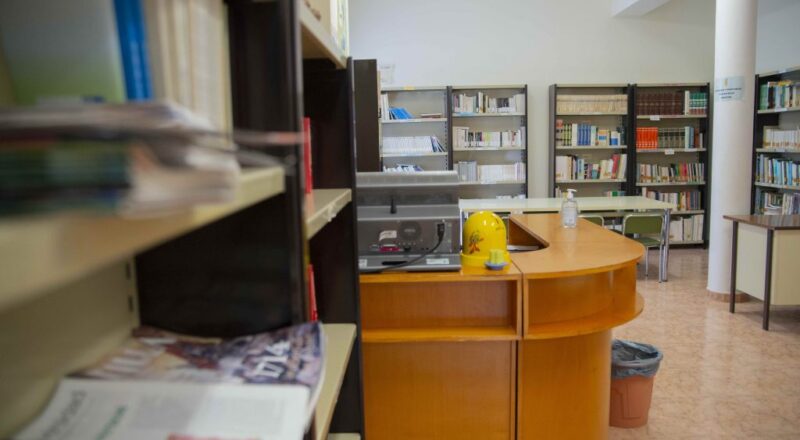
top-left (114, 0), bottom-right (152, 100)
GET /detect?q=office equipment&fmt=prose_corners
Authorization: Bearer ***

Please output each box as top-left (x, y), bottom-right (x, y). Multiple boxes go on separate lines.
top-left (356, 171), bottom-right (461, 272)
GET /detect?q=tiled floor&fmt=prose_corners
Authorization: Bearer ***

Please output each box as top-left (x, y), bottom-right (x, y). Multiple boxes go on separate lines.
top-left (610, 248), bottom-right (800, 439)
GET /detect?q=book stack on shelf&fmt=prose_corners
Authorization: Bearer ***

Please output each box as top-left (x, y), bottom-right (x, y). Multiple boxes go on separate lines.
top-left (0, 1), bottom-right (364, 438)
top-left (550, 84), bottom-right (631, 197)
top-left (669, 214), bottom-right (705, 244)
top-left (633, 83), bottom-right (710, 246)
top-left (452, 85), bottom-right (528, 199)
top-left (555, 154), bottom-right (627, 182)
top-left (752, 66), bottom-right (800, 215)
top-left (380, 86), bottom-right (449, 171)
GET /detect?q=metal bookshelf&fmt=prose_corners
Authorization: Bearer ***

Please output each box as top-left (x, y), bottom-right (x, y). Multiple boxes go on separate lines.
top-left (548, 84), bottom-right (632, 197)
top-left (379, 86), bottom-right (450, 172)
top-left (751, 66), bottom-right (800, 214)
top-left (450, 84), bottom-right (529, 199)
top-left (632, 82), bottom-right (712, 247)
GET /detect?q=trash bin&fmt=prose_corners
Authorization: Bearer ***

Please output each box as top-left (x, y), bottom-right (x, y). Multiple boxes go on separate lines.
top-left (609, 339), bottom-right (663, 428)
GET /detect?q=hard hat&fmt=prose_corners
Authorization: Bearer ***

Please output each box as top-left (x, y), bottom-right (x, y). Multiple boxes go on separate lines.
top-left (461, 211), bottom-right (510, 267)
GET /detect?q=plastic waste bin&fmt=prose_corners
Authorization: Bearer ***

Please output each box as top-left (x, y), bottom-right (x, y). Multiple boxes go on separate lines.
top-left (609, 339), bottom-right (663, 428)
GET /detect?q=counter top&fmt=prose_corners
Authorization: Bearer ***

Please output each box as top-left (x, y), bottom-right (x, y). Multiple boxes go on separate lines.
top-left (509, 214), bottom-right (644, 279)
top-left (459, 196), bottom-right (675, 213)
top-left (724, 214), bottom-right (800, 230)
top-left (360, 262), bottom-right (521, 284)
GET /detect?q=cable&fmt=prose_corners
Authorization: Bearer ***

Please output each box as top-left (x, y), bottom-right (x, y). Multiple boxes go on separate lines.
top-left (360, 223), bottom-right (447, 274)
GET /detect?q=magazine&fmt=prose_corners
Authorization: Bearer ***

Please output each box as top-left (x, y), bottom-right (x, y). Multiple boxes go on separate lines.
top-left (14, 322), bottom-right (324, 440)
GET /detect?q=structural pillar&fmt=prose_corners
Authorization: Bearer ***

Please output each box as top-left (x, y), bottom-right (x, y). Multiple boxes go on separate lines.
top-left (707, 0), bottom-right (757, 295)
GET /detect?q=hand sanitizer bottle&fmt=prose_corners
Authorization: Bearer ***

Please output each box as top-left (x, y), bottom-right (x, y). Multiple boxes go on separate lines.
top-left (561, 189), bottom-right (579, 228)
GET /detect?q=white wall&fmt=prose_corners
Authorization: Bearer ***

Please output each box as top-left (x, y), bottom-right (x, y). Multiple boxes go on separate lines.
top-left (756, 0), bottom-right (800, 73)
top-left (349, 0), bottom-right (717, 196)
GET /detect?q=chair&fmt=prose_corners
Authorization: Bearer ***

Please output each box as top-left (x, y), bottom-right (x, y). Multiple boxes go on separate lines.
top-left (622, 213), bottom-right (664, 280)
top-left (579, 214), bottom-right (605, 227)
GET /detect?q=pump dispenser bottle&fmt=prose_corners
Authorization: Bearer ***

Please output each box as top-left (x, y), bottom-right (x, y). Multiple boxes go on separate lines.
top-left (561, 189), bottom-right (578, 228)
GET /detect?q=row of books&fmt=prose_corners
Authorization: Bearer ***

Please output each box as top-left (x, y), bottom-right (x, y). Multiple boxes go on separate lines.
top-left (15, 322), bottom-right (323, 440)
top-left (669, 214), bottom-right (704, 242)
top-left (604, 190), bottom-right (627, 197)
top-left (456, 161), bottom-right (526, 183)
top-left (642, 190), bottom-right (702, 211)
top-left (382, 136), bottom-right (446, 154)
top-left (759, 80), bottom-right (800, 111)
top-left (452, 127), bottom-right (525, 148)
top-left (638, 163), bottom-right (705, 183)
top-left (554, 154), bottom-right (627, 181)
top-left (755, 154), bottom-right (800, 187)
top-left (636, 91), bottom-right (707, 116)
top-left (763, 126), bottom-right (800, 149)
top-left (0, 0), bottom-right (231, 130)
top-left (384, 163), bottom-right (424, 172)
top-left (555, 121), bottom-right (624, 147)
top-left (0, 103), bottom-right (276, 217)
top-left (636, 126), bottom-right (703, 150)
top-left (556, 94), bottom-right (627, 114)
top-left (452, 92), bottom-right (526, 114)
top-left (755, 189), bottom-right (800, 214)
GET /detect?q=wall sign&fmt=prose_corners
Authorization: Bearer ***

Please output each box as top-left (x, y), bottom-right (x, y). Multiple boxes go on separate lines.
top-left (714, 76), bottom-right (744, 102)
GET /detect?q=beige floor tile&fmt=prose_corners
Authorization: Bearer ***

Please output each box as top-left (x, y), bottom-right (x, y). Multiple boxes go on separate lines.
top-left (609, 249), bottom-right (800, 440)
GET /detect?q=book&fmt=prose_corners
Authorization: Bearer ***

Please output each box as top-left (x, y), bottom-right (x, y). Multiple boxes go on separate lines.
top-left (642, 189), bottom-right (702, 211)
top-left (637, 162), bottom-right (704, 184)
top-left (636, 126), bottom-right (701, 150)
top-left (555, 154), bottom-right (627, 181)
top-left (637, 90), bottom-right (706, 116)
top-left (453, 126), bottom-right (525, 148)
top-left (382, 136), bottom-right (446, 154)
top-left (556, 121), bottom-right (622, 147)
top-left (763, 126), bottom-right (800, 149)
top-left (756, 154), bottom-right (800, 187)
top-left (760, 80), bottom-right (799, 110)
top-left (14, 322), bottom-right (324, 440)
top-left (556, 94), bottom-right (627, 114)
top-left (453, 92), bottom-right (525, 114)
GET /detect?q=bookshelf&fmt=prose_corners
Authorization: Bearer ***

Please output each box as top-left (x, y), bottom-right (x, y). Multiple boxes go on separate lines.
top-left (633, 82), bottom-right (712, 246)
top-left (451, 84), bottom-right (529, 199)
top-left (751, 65), bottom-right (800, 215)
top-left (380, 86), bottom-right (450, 172)
top-left (0, 1), bottom-right (363, 439)
top-left (549, 84), bottom-right (632, 197)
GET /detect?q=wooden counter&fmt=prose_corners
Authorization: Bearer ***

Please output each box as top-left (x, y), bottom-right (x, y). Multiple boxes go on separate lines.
top-left (359, 214), bottom-right (644, 440)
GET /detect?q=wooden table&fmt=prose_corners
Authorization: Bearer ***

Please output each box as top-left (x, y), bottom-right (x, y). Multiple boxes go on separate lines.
top-left (724, 215), bottom-right (800, 330)
top-left (359, 214), bottom-right (644, 439)
top-left (460, 196), bottom-right (675, 281)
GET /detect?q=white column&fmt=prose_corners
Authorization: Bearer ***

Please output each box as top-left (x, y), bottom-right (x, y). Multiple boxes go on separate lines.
top-left (707, 0), bottom-right (757, 294)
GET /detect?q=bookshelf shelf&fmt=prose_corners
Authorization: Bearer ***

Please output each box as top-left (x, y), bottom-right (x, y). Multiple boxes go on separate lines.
top-left (0, 167), bottom-right (285, 312)
top-left (756, 107), bottom-right (800, 115)
top-left (673, 209), bottom-right (705, 215)
top-left (299, 1), bottom-right (347, 69)
top-left (636, 148), bottom-right (706, 154)
top-left (381, 152), bottom-right (448, 157)
top-left (556, 179), bottom-right (626, 184)
top-left (636, 114), bottom-right (707, 120)
top-left (636, 181), bottom-right (706, 187)
top-left (382, 86), bottom-right (447, 92)
top-left (314, 324), bottom-right (357, 440)
top-left (670, 239), bottom-right (705, 245)
top-left (557, 112), bottom-right (627, 116)
top-left (452, 112), bottom-right (525, 118)
top-left (459, 180), bottom-right (526, 186)
top-left (555, 146), bottom-right (627, 151)
top-left (754, 182), bottom-right (800, 191)
top-left (453, 146), bottom-right (526, 152)
top-left (381, 118), bottom-right (446, 124)
top-left (305, 189), bottom-right (352, 239)
top-left (756, 148), bottom-right (800, 154)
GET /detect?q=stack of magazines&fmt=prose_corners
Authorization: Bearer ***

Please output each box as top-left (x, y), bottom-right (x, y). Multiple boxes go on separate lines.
top-left (0, 102), bottom-right (283, 217)
top-left (14, 322), bottom-right (324, 440)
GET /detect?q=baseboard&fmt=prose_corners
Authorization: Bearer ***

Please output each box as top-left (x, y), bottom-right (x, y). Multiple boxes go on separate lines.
top-left (707, 289), bottom-right (750, 303)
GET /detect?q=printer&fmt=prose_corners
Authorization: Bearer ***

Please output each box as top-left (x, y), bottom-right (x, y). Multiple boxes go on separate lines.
top-left (356, 171), bottom-right (461, 272)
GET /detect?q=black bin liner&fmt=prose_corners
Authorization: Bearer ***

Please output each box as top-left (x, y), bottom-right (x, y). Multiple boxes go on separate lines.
top-left (612, 339), bottom-right (663, 379)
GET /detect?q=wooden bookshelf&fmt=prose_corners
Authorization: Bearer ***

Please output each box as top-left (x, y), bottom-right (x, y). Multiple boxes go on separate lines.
top-left (0, 167), bottom-right (285, 313)
top-left (633, 82), bottom-right (712, 247)
top-left (381, 118), bottom-right (447, 124)
top-left (549, 84), bottom-right (632, 197)
top-left (451, 84), bottom-right (529, 199)
top-left (305, 189), bottom-right (352, 239)
top-left (751, 66), bottom-right (800, 215)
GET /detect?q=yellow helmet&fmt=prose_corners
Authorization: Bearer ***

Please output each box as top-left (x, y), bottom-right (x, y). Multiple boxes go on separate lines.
top-left (461, 211), bottom-right (510, 267)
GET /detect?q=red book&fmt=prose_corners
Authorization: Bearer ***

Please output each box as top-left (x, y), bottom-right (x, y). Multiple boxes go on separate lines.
top-left (303, 117), bottom-right (313, 195)
top-left (307, 264), bottom-right (318, 321)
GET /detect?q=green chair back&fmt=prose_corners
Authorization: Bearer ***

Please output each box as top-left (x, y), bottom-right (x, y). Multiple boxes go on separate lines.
top-left (623, 214), bottom-right (663, 237)
top-left (580, 215), bottom-right (604, 227)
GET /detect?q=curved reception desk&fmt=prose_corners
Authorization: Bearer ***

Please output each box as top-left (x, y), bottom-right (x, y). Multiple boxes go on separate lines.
top-left (359, 214), bottom-right (644, 440)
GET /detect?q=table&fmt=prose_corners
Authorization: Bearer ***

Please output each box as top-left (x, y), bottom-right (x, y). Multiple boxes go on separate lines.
top-left (724, 215), bottom-right (800, 330)
top-left (358, 214), bottom-right (644, 439)
top-left (460, 196), bottom-right (676, 281)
